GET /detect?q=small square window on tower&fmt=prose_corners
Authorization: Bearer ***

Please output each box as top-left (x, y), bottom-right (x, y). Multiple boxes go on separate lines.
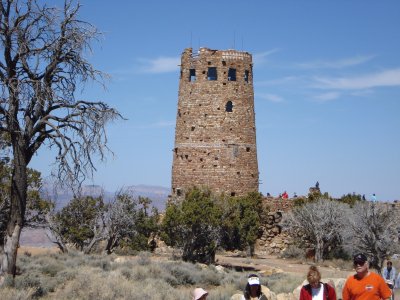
top-left (207, 67), bottom-right (217, 80)
top-left (228, 68), bottom-right (236, 81)
top-left (189, 69), bottom-right (196, 82)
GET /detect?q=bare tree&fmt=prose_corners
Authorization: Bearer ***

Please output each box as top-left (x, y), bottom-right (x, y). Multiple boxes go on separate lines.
top-left (0, 0), bottom-right (121, 276)
top-left (345, 201), bottom-right (400, 272)
top-left (104, 190), bottom-right (140, 254)
top-left (283, 198), bottom-right (351, 262)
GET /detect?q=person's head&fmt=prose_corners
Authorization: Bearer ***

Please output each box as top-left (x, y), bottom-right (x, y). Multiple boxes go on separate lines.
top-left (387, 260), bottom-right (393, 270)
top-left (306, 266), bottom-right (321, 288)
top-left (353, 253), bottom-right (369, 277)
top-left (192, 288), bottom-right (208, 300)
top-left (244, 274), bottom-right (262, 298)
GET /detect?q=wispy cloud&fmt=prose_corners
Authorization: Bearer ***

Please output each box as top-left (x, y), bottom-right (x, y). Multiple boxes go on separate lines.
top-left (257, 93), bottom-right (284, 103)
top-left (313, 68), bottom-right (400, 90)
top-left (253, 49), bottom-right (280, 65)
top-left (297, 55), bottom-right (375, 69)
top-left (138, 56), bottom-right (180, 73)
top-left (255, 76), bottom-right (299, 86)
top-left (313, 92), bottom-right (341, 102)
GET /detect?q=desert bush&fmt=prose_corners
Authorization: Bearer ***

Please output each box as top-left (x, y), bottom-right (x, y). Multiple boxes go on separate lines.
top-left (40, 262), bottom-right (65, 277)
top-left (5, 251), bottom-right (275, 299)
top-left (265, 272), bottom-right (303, 294)
top-left (137, 251), bottom-right (151, 265)
top-left (280, 245), bottom-right (305, 259)
top-left (0, 287), bottom-right (36, 300)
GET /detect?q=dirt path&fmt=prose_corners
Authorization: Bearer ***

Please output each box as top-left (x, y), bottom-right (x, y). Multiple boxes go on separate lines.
top-left (216, 254), bottom-right (354, 279)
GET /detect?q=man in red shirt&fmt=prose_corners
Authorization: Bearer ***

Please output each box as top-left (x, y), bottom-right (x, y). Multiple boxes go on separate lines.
top-left (342, 253), bottom-right (392, 300)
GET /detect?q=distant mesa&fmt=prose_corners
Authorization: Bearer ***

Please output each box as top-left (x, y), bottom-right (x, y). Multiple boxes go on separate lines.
top-left (41, 183), bottom-right (169, 211)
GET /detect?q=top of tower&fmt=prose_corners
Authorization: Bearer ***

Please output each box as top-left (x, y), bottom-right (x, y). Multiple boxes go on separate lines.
top-left (183, 47), bottom-right (252, 62)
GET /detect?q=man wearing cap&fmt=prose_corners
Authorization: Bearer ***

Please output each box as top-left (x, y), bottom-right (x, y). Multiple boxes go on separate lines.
top-left (342, 253), bottom-right (392, 300)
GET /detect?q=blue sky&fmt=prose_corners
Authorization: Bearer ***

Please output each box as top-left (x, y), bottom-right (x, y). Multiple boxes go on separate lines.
top-left (30, 0), bottom-right (400, 201)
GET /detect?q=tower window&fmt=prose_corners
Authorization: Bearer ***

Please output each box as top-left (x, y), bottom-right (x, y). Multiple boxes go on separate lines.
top-left (189, 69), bottom-right (196, 82)
top-left (228, 68), bottom-right (236, 81)
top-left (244, 70), bottom-right (249, 83)
top-left (207, 67), bottom-right (217, 80)
top-left (225, 101), bottom-right (233, 112)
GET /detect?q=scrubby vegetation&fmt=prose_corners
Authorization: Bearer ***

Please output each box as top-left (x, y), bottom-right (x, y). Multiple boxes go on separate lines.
top-left (0, 251), bottom-right (303, 300)
top-left (161, 188), bottom-right (265, 264)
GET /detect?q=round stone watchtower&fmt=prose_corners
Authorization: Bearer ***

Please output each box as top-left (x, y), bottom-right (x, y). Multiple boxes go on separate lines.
top-left (171, 47), bottom-right (259, 197)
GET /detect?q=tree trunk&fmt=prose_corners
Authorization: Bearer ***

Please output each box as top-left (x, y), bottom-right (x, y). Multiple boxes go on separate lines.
top-left (315, 239), bottom-right (324, 262)
top-left (0, 144), bottom-right (27, 277)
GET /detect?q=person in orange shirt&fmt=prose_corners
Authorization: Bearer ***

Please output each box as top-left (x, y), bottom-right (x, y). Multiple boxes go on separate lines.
top-left (342, 253), bottom-right (392, 300)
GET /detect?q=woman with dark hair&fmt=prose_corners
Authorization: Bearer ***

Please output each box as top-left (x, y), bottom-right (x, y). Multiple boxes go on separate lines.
top-left (299, 266), bottom-right (337, 300)
top-left (242, 274), bottom-right (268, 300)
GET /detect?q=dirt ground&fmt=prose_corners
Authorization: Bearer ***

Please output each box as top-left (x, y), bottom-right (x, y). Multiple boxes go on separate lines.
top-left (216, 254), bottom-right (353, 278)
top-left (18, 246), bottom-right (60, 256)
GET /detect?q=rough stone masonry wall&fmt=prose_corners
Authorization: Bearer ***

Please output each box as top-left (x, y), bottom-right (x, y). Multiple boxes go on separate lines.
top-left (171, 48), bottom-right (259, 197)
top-left (256, 198), bottom-right (294, 255)
top-left (255, 198), bottom-right (400, 255)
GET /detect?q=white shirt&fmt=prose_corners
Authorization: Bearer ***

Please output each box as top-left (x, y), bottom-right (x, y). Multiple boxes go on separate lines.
top-left (311, 284), bottom-right (324, 300)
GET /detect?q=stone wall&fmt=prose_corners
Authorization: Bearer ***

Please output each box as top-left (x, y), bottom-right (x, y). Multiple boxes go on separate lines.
top-left (255, 197), bottom-right (295, 255)
top-left (171, 48), bottom-right (259, 197)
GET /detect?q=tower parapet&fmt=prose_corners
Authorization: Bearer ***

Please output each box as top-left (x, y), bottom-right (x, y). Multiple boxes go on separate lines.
top-left (171, 47), bottom-right (259, 197)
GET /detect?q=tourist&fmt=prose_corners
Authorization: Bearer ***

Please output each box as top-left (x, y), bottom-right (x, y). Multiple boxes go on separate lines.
top-left (383, 261), bottom-right (396, 299)
top-left (372, 193), bottom-right (377, 202)
top-left (282, 191), bottom-right (288, 199)
top-left (299, 266), bottom-right (337, 300)
top-left (192, 287), bottom-right (208, 300)
top-left (342, 253), bottom-right (391, 300)
top-left (242, 274), bottom-right (267, 300)
top-left (395, 271), bottom-right (400, 289)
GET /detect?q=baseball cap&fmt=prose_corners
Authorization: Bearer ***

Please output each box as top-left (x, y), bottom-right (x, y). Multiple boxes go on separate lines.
top-left (248, 275), bottom-right (260, 286)
top-left (353, 253), bottom-right (367, 264)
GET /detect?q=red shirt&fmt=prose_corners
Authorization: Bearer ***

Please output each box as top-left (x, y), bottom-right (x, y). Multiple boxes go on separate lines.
top-left (300, 282), bottom-right (337, 300)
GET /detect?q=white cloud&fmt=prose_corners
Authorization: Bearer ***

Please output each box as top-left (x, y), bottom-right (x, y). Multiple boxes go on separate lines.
top-left (257, 93), bottom-right (284, 102)
top-left (253, 49), bottom-right (280, 65)
top-left (314, 92), bottom-right (341, 102)
top-left (313, 68), bottom-right (400, 90)
top-left (297, 55), bottom-right (375, 69)
top-left (138, 56), bottom-right (180, 73)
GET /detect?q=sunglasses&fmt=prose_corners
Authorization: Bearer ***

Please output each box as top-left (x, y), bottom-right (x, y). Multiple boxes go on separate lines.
top-left (353, 261), bottom-right (366, 266)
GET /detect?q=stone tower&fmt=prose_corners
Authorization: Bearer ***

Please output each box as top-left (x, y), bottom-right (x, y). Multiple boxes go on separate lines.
top-left (171, 47), bottom-right (259, 197)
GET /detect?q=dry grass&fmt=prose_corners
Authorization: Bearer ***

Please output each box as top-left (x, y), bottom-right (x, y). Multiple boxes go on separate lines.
top-left (0, 251), bottom-right (261, 299)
